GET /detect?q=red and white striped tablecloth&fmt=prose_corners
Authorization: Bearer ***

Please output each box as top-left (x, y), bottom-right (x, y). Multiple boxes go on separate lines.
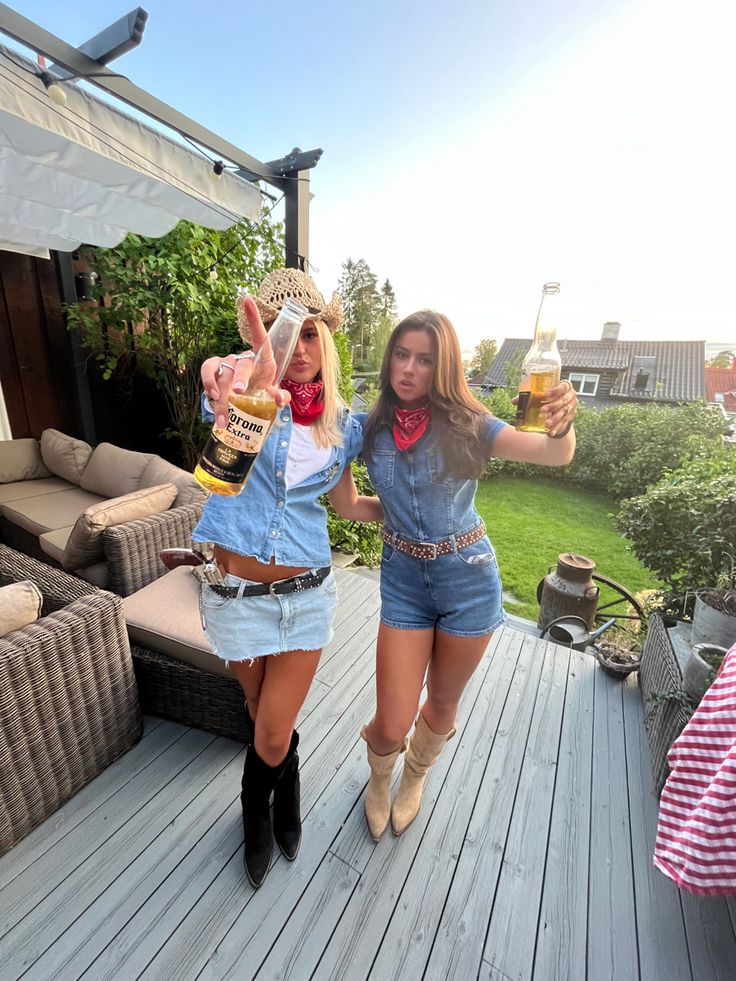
top-left (654, 642), bottom-right (736, 896)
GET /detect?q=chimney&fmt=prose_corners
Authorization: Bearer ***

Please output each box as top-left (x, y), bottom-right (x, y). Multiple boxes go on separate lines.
top-left (601, 321), bottom-right (621, 343)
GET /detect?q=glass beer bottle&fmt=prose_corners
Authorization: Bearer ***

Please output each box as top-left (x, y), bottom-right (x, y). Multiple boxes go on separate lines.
top-left (194, 296), bottom-right (308, 495)
top-left (515, 282), bottom-right (562, 432)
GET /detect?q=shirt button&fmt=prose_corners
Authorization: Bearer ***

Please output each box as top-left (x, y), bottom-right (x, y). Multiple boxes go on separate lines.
top-left (282, 413), bottom-right (289, 422)
top-left (277, 500), bottom-right (284, 508)
top-left (281, 440), bottom-right (288, 447)
top-left (271, 530), bottom-right (278, 537)
top-left (276, 470), bottom-right (283, 477)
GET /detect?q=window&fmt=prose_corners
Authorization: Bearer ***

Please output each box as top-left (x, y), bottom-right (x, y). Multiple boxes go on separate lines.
top-left (630, 356), bottom-right (657, 394)
top-left (568, 372), bottom-right (599, 396)
top-left (715, 393), bottom-right (725, 403)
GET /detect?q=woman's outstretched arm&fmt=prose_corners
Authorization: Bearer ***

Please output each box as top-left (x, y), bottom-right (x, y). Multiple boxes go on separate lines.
top-left (328, 467), bottom-right (384, 522)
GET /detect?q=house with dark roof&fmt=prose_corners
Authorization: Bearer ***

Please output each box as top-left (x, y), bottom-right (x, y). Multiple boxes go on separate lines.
top-left (705, 366), bottom-right (736, 416)
top-left (484, 321), bottom-right (705, 408)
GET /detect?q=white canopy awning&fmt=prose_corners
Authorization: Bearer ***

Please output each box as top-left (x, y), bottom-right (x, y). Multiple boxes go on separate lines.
top-left (0, 44), bottom-right (263, 258)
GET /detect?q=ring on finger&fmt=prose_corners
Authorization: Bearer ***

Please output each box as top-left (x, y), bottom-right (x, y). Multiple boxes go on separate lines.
top-left (216, 362), bottom-right (236, 377)
top-left (233, 351), bottom-right (257, 362)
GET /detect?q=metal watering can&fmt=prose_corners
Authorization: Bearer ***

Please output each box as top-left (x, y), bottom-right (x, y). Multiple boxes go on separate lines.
top-left (540, 615), bottom-right (617, 652)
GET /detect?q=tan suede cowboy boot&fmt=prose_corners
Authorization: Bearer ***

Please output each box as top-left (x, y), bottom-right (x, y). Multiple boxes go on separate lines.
top-left (391, 713), bottom-right (456, 836)
top-left (361, 726), bottom-right (406, 841)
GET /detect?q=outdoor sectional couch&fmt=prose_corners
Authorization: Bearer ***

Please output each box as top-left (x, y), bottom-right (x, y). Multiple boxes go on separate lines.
top-left (0, 430), bottom-right (206, 596)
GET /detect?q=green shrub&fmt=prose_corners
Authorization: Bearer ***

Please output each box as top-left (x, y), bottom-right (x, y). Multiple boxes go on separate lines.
top-left (616, 450), bottom-right (736, 596)
top-left (480, 394), bottom-right (728, 500)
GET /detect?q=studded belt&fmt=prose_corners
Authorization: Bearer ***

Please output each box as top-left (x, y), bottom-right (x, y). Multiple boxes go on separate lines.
top-left (207, 566), bottom-right (331, 598)
top-left (381, 523), bottom-right (486, 561)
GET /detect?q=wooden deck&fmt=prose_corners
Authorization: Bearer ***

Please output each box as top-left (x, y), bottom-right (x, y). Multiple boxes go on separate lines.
top-left (1, 568), bottom-right (735, 980)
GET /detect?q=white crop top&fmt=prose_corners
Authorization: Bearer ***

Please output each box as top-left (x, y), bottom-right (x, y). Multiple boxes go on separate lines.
top-left (285, 422), bottom-right (334, 490)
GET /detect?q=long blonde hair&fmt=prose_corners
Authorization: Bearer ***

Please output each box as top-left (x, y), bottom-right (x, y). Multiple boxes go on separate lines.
top-left (308, 319), bottom-right (346, 449)
top-left (364, 310), bottom-right (491, 477)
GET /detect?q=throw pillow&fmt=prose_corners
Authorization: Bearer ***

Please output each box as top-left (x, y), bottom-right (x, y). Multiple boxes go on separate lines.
top-left (80, 443), bottom-right (154, 498)
top-left (0, 580), bottom-right (43, 637)
top-left (40, 429), bottom-right (93, 484)
top-left (0, 439), bottom-right (51, 483)
top-left (61, 483), bottom-right (177, 571)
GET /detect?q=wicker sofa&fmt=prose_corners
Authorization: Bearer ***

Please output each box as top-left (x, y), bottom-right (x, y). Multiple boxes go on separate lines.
top-left (0, 545), bottom-right (142, 855)
top-left (0, 430), bottom-right (205, 597)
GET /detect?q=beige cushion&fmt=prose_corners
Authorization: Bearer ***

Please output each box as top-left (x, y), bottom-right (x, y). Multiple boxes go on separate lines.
top-left (140, 456), bottom-right (206, 507)
top-left (122, 566), bottom-right (231, 679)
top-left (40, 429), bottom-right (93, 484)
top-left (0, 580), bottom-right (43, 637)
top-left (0, 477), bottom-right (74, 505)
top-left (80, 443), bottom-right (154, 498)
top-left (0, 439), bottom-right (51, 483)
top-left (61, 483), bottom-right (177, 570)
top-left (1, 489), bottom-right (105, 537)
top-left (38, 526), bottom-right (73, 563)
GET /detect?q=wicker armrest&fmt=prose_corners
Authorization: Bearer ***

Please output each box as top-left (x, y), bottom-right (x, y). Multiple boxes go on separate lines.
top-left (102, 502), bottom-right (204, 597)
top-left (0, 590), bottom-right (142, 854)
top-left (0, 543), bottom-right (97, 614)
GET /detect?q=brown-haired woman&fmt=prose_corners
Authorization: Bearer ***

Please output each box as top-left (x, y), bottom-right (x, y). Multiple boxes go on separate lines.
top-left (357, 310), bottom-right (578, 839)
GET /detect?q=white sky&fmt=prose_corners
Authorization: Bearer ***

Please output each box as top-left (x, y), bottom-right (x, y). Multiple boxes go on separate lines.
top-left (309, 0), bottom-right (736, 350)
top-left (9, 0), bottom-right (736, 354)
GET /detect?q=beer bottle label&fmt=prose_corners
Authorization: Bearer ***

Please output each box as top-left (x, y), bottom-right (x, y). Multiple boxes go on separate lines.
top-left (216, 403), bottom-right (272, 454)
top-left (515, 391), bottom-right (531, 426)
top-left (197, 436), bottom-right (259, 484)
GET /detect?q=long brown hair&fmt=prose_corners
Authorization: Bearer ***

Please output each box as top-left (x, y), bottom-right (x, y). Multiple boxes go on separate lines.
top-left (364, 310), bottom-right (492, 478)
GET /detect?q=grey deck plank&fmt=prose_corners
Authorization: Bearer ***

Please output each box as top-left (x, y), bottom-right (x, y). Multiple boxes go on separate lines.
top-left (0, 725), bottom-right (215, 939)
top-left (1, 735), bottom-right (238, 980)
top-left (135, 645), bottom-right (378, 981)
top-left (622, 675), bottom-right (692, 981)
top-left (371, 631), bottom-right (528, 981)
top-left (680, 890), bottom-right (736, 980)
top-left (318, 572), bottom-right (381, 675)
top-left (419, 633), bottom-right (545, 981)
top-left (252, 854), bottom-right (360, 981)
top-left (587, 666), bottom-right (639, 981)
top-left (532, 646), bottom-right (595, 981)
top-left (0, 717), bottom-right (184, 891)
top-left (319, 631), bottom-right (527, 981)
top-left (26, 745), bottom-right (245, 980)
top-left (481, 641), bottom-right (569, 981)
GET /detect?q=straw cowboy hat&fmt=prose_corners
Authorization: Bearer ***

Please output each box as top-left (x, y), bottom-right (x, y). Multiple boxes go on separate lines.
top-left (237, 268), bottom-right (344, 344)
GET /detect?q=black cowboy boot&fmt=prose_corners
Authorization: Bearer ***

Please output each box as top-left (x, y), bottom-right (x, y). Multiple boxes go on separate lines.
top-left (273, 731), bottom-right (301, 860)
top-left (241, 744), bottom-right (287, 888)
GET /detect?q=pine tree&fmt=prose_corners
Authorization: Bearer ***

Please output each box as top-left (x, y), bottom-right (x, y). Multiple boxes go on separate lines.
top-left (338, 258), bottom-right (380, 365)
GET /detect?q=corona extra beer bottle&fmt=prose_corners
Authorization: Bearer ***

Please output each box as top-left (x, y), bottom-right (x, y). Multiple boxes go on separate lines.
top-left (194, 297), bottom-right (308, 495)
top-left (515, 282), bottom-right (562, 432)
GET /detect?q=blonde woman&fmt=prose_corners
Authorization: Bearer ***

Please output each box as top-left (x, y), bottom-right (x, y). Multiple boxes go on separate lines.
top-left (357, 310), bottom-right (577, 839)
top-left (196, 270), bottom-right (382, 887)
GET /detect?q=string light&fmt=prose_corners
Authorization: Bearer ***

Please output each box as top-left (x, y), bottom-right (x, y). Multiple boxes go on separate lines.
top-left (208, 265), bottom-right (218, 280)
top-left (38, 69), bottom-right (68, 106)
top-left (212, 160), bottom-right (225, 178)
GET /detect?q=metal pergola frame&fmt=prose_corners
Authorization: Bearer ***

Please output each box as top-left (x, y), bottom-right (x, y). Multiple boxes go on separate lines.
top-left (0, 4), bottom-right (322, 442)
top-left (0, 3), bottom-right (320, 268)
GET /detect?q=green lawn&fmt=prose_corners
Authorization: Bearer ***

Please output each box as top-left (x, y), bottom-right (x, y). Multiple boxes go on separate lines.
top-left (474, 475), bottom-right (663, 621)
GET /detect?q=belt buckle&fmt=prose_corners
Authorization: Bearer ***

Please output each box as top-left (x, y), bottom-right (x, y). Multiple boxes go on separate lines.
top-left (269, 577), bottom-right (288, 596)
top-left (419, 541), bottom-right (438, 560)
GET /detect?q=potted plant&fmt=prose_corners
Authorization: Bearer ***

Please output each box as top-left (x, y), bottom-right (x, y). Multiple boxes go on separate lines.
top-left (594, 625), bottom-right (643, 678)
top-left (682, 643), bottom-right (729, 704)
top-left (691, 551), bottom-right (736, 648)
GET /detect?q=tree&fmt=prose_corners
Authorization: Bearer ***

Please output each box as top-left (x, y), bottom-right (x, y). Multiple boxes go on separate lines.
top-left (468, 338), bottom-right (498, 378)
top-left (65, 216), bottom-right (284, 468)
top-left (338, 258), bottom-right (380, 365)
top-left (707, 350), bottom-right (736, 368)
top-left (379, 279), bottom-right (398, 320)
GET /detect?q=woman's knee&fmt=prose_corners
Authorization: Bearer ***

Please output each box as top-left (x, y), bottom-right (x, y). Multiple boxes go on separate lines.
top-left (254, 722), bottom-right (292, 762)
top-left (369, 715), bottom-right (412, 750)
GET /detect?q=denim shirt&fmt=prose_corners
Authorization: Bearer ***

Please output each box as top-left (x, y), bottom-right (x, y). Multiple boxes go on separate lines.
top-left (193, 407), bottom-right (364, 566)
top-left (356, 412), bottom-right (508, 543)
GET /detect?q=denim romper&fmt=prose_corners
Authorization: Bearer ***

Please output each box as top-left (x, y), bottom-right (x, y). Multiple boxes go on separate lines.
top-left (358, 412), bottom-right (509, 637)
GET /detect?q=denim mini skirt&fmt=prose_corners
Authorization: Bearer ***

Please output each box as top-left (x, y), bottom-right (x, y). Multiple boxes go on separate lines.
top-left (379, 535), bottom-right (506, 637)
top-left (199, 570), bottom-right (338, 662)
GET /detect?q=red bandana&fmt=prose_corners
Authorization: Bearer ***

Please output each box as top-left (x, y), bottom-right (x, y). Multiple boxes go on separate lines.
top-left (393, 405), bottom-right (431, 451)
top-left (282, 379), bottom-right (325, 425)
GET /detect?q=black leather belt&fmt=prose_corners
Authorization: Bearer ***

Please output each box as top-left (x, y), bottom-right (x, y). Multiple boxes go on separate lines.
top-left (207, 566), bottom-right (331, 598)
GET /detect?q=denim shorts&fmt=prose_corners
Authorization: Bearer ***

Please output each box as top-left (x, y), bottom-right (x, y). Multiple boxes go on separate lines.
top-left (379, 536), bottom-right (506, 637)
top-left (199, 570), bottom-right (338, 662)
